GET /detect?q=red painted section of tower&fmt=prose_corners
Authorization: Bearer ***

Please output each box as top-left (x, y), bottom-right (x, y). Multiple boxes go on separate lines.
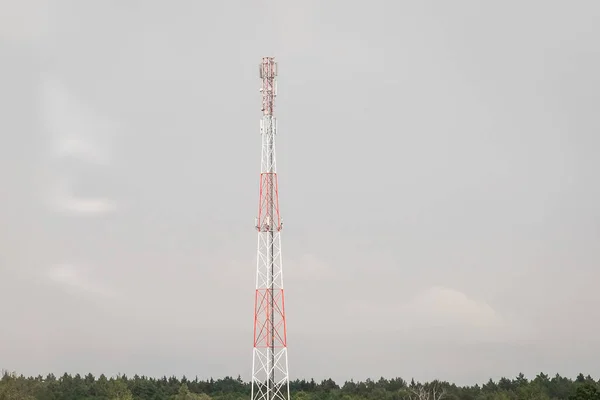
top-left (253, 289), bottom-right (287, 348)
top-left (257, 172), bottom-right (281, 232)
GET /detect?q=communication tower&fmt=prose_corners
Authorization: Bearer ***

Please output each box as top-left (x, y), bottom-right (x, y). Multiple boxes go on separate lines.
top-left (250, 57), bottom-right (290, 400)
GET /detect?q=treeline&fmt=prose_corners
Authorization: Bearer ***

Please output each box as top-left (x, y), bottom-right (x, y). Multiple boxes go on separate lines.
top-left (1, 371), bottom-right (599, 400)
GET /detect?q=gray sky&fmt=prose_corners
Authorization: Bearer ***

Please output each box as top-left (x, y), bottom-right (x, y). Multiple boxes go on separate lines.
top-left (1, 0), bottom-right (599, 386)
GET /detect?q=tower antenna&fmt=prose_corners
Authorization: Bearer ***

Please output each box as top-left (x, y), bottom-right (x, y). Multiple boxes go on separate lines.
top-left (250, 57), bottom-right (290, 400)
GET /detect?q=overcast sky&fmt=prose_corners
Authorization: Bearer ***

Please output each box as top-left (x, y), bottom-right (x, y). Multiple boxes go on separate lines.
top-left (1, 0), bottom-right (599, 387)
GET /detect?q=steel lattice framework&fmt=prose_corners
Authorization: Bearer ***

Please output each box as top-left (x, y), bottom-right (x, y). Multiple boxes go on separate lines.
top-left (251, 57), bottom-right (290, 400)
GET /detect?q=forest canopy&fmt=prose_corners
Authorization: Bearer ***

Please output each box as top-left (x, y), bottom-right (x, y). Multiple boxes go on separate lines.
top-left (1, 371), bottom-right (600, 400)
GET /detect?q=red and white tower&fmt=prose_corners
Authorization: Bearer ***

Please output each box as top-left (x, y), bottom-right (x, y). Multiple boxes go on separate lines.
top-left (251, 57), bottom-right (290, 400)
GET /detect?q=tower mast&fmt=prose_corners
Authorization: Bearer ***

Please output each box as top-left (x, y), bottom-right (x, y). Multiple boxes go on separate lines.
top-left (251, 57), bottom-right (290, 400)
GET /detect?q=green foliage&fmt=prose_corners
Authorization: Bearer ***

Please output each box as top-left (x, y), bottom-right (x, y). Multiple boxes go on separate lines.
top-left (569, 382), bottom-right (600, 400)
top-left (0, 371), bottom-right (597, 400)
top-left (171, 383), bottom-right (212, 400)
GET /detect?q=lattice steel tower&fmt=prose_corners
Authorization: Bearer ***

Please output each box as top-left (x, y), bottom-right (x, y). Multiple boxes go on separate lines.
top-left (251, 57), bottom-right (290, 400)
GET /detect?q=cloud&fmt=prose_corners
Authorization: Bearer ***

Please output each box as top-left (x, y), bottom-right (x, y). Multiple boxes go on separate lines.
top-left (399, 286), bottom-right (536, 344)
top-left (347, 286), bottom-right (536, 345)
top-left (46, 264), bottom-right (115, 298)
top-left (53, 136), bottom-right (110, 165)
top-left (406, 286), bottom-right (503, 329)
top-left (54, 195), bottom-right (116, 215)
top-left (284, 253), bottom-right (333, 280)
top-left (41, 76), bottom-right (117, 165)
top-left (272, 0), bottom-right (317, 53)
top-left (39, 76), bottom-right (120, 215)
top-left (0, 0), bottom-right (49, 42)
top-left (48, 178), bottom-right (117, 216)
